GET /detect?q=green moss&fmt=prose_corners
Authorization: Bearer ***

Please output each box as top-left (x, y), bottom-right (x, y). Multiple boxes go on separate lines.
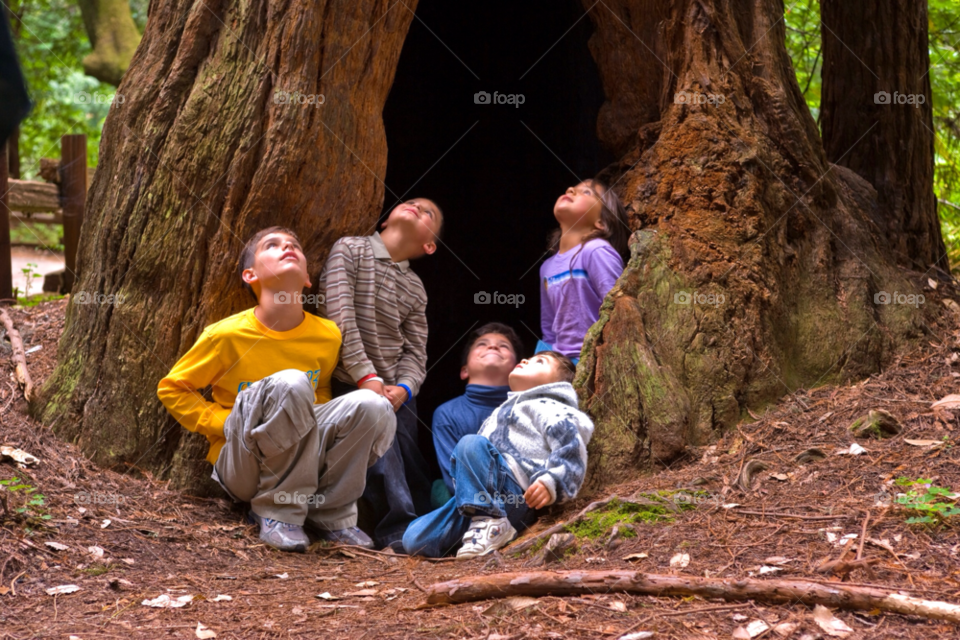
top-left (564, 494), bottom-right (703, 540)
top-left (82, 563), bottom-right (111, 576)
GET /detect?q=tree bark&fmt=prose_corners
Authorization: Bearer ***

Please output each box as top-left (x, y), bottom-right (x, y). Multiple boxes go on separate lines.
top-left (37, 0), bottom-right (417, 491)
top-left (576, 0), bottom-right (932, 484)
top-left (820, 0), bottom-right (946, 272)
top-left (77, 0), bottom-right (143, 86)
top-left (424, 569), bottom-right (960, 623)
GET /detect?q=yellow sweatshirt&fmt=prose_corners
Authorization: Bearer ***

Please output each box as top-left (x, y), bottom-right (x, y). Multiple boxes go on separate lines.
top-left (157, 308), bottom-right (342, 464)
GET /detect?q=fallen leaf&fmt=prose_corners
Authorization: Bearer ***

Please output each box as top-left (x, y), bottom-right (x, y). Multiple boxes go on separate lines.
top-left (0, 586), bottom-right (9, 595)
top-left (932, 394), bottom-right (960, 410)
top-left (722, 503), bottom-right (741, 509)
top-left (745, 620), bottom-right (770, 637)
top-left (121, 558), bottom-right (135, 565)
top-left (316, 592), bottom-right (340, 600)
top-left (354, 580), bottom-right (379, 587)
top-left (87, 546), bottom-right (105, 558)
top-left (813, 604), bottom-right (853, 637)
top-left (759, 566), bottom-right (783, 575)
top-left (343, 589), bottom-right (378, 597)
top-left (773, 621), bottom-right (798, 637)
top-left (195, 622), bottom-right (216, 639)
top-left (771, 473), bottom-right (789, 481)
top-left (733, 626), bottom-right (751, 639)
top-left (0, 446), bottom-right (39, 466)
top-left (503, 596), bottom-right (540, 611)
top-left (617, 633), bottom-right (653, 640)
top-left (669, 553), bottom-right (690, 568)
top-left (764, 556), bottom-right (793, 565)
top-left (45, 542), bottom-right (69, 551)
top-left (732, 613), bottom-right (748, 622)
top-left (835, 443), bottom-right (867, 456)
top-left (274, 573), bottom-right (289, 579)
top-left (46, 585), bottom-right (80, 596)
top-left (904, 439), bottom-right (942, 447)
top-left (101, 519), bottom-right (111, 529)
top-left (609, 600), bottom-right (627, 612)
top-left (211, 595), bottom-right (232, 602)
top-left (622, 553), bottom-right (649, 561)
top-left (141, 594), bottom-right (194, 608)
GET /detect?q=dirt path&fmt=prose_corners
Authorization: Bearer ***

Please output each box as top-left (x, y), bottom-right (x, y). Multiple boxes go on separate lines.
top-left (1, 299), bottom-right (959, 638)
top-left (9, 246), bottom-right (64, 297)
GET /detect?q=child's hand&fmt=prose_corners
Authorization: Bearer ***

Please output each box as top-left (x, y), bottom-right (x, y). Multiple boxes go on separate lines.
top-left (359, 379), bottom-right (386, 397)
top-left (523, 480), bottom-right (552, 510)
top-left (383, 385), bottom-right (409, 412)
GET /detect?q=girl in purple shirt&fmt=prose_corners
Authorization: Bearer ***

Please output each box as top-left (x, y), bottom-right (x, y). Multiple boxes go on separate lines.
top-left (538, 179), bottom-right (629, 362)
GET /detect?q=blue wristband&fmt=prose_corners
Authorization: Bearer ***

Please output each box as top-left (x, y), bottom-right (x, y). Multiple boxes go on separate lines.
top-left (397, 383), bottom-right (413, 405)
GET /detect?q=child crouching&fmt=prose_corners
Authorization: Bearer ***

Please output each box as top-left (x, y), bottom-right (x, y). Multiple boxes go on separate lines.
top-left (402, 351), bottom-right (594, 558)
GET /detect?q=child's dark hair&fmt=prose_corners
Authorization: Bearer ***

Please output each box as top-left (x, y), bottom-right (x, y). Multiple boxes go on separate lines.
top-left (547, 178), bottom-right (630, 262)
top-left (538, 350), bottom-right (577, 383)
top-left (460, 322), bottom-right (524, 367)
top-left (238, 226), bottom-right (301, 300)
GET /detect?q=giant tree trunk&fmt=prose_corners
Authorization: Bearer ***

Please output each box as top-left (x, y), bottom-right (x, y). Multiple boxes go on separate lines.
top-left (576, 0), bottom-right (935, 484)
top-left (820, 0), bottom-right (946, 272)
top-left (37, 0), bottom-right (417, 491)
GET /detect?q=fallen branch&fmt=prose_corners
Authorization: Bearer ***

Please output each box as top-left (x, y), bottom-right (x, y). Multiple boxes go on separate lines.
top-left (0, 309), bottom-right (33, 402)
top-left (425, 570), bottom-right (960, 623)
top-left (507, 496), bottom-right (617, 555)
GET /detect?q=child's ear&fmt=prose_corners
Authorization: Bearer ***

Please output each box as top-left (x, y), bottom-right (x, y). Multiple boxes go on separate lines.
top-left (460, 366), bottom-right (470, 381)
top-left (241, 267), bottom-right (258, 288)
top-left (422, 241), bottom-right (437, 256)
top-left (594, 218), bottom-right (607, 231)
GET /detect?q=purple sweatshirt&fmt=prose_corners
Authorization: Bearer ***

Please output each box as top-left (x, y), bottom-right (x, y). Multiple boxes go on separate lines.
top-left (540, 238), bottom-right (624, 358)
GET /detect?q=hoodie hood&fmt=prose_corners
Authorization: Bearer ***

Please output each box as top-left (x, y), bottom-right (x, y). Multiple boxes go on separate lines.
top-left (504, 381), bottom-right (579, 410)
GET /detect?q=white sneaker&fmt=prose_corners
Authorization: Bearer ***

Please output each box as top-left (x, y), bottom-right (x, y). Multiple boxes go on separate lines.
top-left (456, 516), bottom-right (517, 559)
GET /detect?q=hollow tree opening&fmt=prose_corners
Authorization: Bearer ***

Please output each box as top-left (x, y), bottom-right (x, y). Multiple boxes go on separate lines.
top-left (381, 0), bottom-right (612, 467)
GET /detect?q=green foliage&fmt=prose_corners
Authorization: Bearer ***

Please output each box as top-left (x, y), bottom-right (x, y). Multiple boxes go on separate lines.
top-left (0, 475), bottom-right (53, 527)
top-left (894, 477), bottom-right (960, 526)
top-left (9, 0), bottom-right (113, 178)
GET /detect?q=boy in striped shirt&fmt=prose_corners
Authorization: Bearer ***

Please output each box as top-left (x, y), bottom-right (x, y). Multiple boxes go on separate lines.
top-left (319, 198), bottom-right (442, 551)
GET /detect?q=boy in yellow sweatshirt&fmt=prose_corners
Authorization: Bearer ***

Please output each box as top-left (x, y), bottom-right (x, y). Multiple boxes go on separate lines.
top-left (157, 227), bottom-right (396, 552)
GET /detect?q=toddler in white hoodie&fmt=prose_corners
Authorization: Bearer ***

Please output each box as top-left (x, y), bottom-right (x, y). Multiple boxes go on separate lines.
top-left (402, 351), bottom-right (594, 558)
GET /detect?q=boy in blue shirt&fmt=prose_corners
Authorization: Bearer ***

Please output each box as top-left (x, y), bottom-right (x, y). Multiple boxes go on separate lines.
top-left (431, 323), bottom-right (523, 503)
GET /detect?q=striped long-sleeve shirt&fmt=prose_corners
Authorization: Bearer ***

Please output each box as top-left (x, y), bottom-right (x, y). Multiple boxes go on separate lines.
top-left (318, 232), bottom-right (428, 396)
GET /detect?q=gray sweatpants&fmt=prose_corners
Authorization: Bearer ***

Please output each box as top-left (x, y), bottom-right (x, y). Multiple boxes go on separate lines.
top-left (213, 369), bottom-right (396, 529)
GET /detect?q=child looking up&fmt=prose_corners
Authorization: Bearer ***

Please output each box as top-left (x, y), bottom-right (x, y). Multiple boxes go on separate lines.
top-left (402, 351), bottom-right (594, 559)
top-left (539, 179), bottom-right (629, 363)
top-left (432, 322), bottom-right (524, 500)
top-left (158, 227), bottom-right (396, 552)
top-left (319, 198), bottom-right (442, 551)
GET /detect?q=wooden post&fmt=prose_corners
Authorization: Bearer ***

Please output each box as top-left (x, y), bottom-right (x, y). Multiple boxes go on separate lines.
top-left (0, 139), bottom-right (11, 303)
top-left (60, 134), bottom-right (87, 293)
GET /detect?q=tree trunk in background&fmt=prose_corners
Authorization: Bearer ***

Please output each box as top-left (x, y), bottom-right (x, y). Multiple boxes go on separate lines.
top-left (576, 0), bottom-right (933, 485)
top-left (820, 0), bottom-right (946, 272)
top-left (37, 0), bottom-right (417, 492)
top-left (77, 0), bottom-right (143, 85)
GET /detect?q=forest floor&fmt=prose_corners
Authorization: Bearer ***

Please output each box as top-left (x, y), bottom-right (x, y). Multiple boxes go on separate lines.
top-left (2, 298), bottom-right (960, 639)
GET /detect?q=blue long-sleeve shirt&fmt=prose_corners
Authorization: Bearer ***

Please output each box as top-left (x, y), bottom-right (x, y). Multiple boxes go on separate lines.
top-left (432, 384), bottom-right (510, 492)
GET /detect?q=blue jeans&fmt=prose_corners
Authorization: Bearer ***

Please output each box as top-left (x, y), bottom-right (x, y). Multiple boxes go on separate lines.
top-left (402, 435), bottom-right (538, 557)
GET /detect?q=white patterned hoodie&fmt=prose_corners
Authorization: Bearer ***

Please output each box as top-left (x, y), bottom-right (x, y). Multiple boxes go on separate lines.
top-left (478, 382), bottom-right (594, 505)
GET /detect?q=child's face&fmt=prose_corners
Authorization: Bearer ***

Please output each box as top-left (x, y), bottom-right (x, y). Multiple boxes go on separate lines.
top-left (461, 333), bottom-right (518, 383)
top-left (508, 354), bottom-right (562, 392)
top-left (553, 181), bottom-right (605, 232)
top-left (382, 198), bottom-right (441, 257)
top-left (243, 232), bottom-right (310, 295)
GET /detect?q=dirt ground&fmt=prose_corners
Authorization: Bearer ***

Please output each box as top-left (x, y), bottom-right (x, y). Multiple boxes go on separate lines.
top-left (2, 298), bottom-right (960, 639)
